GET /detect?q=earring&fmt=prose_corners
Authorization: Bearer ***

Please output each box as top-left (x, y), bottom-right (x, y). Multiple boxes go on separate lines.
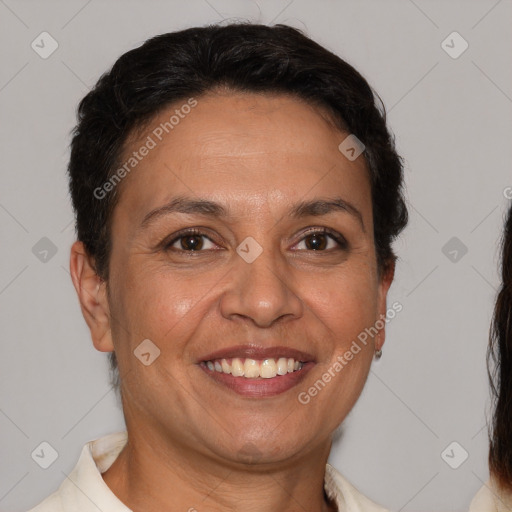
top-left (374, 348), bottom-right (382, 359)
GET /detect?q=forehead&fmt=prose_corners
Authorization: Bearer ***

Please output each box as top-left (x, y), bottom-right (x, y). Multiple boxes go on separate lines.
top-left (114, 91), bottom-right (371, 223)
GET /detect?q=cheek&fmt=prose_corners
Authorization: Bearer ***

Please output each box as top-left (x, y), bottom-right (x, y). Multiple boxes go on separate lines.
top-left (110, 266), bottom-right (212, 349)
top-left (306, 266), bottom-right (379, 334)
top-left (309, 276), bottom-right (377, 408)
top-left (304, 265), bottom-right (379, 407)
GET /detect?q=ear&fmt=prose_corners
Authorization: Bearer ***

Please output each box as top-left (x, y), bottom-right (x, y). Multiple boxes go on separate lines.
top-left (375, 260), bottom-right (396, 352)
top-left (69, 241), bottom-right (114, 353)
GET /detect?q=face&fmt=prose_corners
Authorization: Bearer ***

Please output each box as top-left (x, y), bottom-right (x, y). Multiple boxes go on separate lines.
top-left (74, 91), bottom-right (393, 466)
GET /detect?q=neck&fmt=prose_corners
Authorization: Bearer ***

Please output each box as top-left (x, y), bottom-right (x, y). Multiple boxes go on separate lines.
top-left (102, 426), bottom-right (337, 512)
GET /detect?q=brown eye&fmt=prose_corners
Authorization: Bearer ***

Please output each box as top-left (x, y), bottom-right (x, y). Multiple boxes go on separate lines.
top-left (164, 229), bottom-right (217, 252)
top-left (294, 229), bottom-right (348, 251)
top-left (178, 234), bottom-right (205, 251)
top-left (304, 233), bottom-right (329, 251)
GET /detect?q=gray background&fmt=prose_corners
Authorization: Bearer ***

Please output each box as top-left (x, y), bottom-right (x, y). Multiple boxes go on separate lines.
top-left (1, 0), bottom-right (511, 510)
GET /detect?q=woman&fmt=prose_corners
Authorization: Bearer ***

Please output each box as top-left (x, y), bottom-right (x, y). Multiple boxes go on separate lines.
top-left (28, 23), bottom-right (407, 511)
top-left (470, 203), bottom-right (512, 511)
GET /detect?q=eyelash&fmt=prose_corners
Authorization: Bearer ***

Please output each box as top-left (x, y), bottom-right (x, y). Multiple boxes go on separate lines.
top-left (162, 227), bottom-right (348, 254)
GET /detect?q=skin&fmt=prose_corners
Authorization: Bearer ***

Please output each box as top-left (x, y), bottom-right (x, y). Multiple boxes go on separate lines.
top-left (70, 90), bottom-right (394, 512)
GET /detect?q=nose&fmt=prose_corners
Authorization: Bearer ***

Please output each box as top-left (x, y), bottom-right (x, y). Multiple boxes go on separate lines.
top-left (219, 246), bottom-right (303, 328)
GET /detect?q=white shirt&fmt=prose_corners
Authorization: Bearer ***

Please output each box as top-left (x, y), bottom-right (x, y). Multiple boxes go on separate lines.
top-left (27, 431), bottom-right (389, 512)
top-left (469, 478), bottom-right (512, 512)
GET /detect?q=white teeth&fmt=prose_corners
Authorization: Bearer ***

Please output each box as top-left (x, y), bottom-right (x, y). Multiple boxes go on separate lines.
top-left (261, 359), bottom-right (277, 379)
top-left (244, 359), bottom-right (260, 378)
top-left (231, 358), bottom-right (244, 377)
top-left (276, 357), bottom-right (288, 375)
top-left (221, 358), bottom-right (231, 374)
top-left (204, 357), bottom-right (304, 378)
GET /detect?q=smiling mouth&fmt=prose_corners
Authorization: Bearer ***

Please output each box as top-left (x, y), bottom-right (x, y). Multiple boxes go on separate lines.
top-left (197, 345), bottom-right (315, 397)
top-left (201, 357), bottom-right (305, 379)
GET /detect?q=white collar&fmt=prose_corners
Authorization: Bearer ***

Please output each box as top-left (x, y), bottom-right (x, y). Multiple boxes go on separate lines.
top-left (29, 431), bottom-right (389, 512)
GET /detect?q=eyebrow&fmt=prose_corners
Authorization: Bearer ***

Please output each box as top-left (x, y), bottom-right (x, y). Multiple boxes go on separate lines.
top-left (140, 195), bottom-right (365, 231)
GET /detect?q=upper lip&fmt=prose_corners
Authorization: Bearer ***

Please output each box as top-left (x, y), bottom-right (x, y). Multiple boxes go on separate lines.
top-left (199, 344), bottom-right (316, 363)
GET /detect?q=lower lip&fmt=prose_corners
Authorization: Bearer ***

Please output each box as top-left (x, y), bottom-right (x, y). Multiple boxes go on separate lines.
top-left (198, 362), bottom-right (315, 398)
